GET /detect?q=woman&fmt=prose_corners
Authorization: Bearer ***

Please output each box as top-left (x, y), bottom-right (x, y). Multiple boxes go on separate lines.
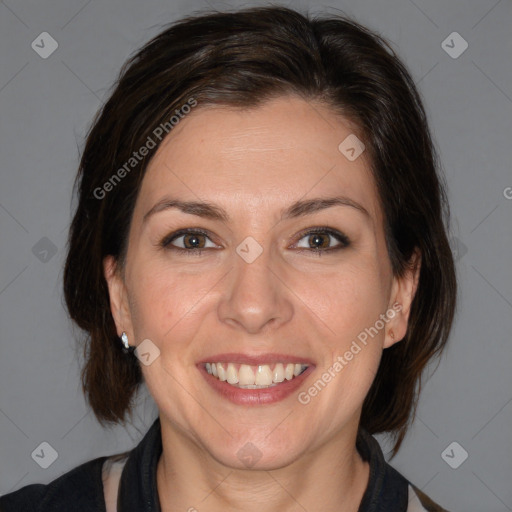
top-left (0, 6), bottom-right (456, 511)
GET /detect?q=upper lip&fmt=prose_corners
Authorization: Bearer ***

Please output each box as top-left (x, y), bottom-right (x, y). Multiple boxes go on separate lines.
top-left (197, 353), bottom-right (315, 366)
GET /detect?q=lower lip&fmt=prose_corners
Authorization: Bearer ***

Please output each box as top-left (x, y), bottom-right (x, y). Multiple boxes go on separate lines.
top-left (198, 364), bottom-right (314, 405)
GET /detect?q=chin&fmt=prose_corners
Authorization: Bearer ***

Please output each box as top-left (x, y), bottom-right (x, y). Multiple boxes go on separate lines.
top-left (199, 426), bottom-right (307, 471)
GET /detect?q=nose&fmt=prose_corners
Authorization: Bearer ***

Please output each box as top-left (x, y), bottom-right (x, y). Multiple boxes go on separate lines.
top-left (217, 241), bottom-right (294, 334)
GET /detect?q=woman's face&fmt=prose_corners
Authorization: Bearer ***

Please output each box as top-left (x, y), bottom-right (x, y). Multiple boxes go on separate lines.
top-left (105, 95), bottom-right (418, 470)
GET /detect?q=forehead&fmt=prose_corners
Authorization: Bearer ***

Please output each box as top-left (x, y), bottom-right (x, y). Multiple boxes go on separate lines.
top-left (135, 96), bottom-right (381, 226)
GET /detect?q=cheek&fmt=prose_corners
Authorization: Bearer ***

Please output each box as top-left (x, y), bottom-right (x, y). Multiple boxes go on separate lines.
top-left (300, 260), bottom-right (388, 404)
top-left (332, 347), bottom-right (382, 420)
top-left (126, 258), bottom-right (218, 346)
top-left (302, 260), bottom-right (389, 343)
top-left (125, 261), bottom-right (175, 341)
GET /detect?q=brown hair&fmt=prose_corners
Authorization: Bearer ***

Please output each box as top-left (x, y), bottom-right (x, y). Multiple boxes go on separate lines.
top-left (63, 5), bottom-right (457, 457)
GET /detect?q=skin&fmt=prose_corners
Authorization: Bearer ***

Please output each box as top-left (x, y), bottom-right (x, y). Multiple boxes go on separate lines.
top-left (104, 95), bottom-right (420, 512)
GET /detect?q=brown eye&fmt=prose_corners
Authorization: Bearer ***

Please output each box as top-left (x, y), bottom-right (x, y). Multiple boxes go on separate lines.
top-left (161, 229), bottom-right (217, 254)
top-left (181, 233), bottom-right (207, 249)
top-left (307, 233), bottom-right (330, 249)
top-left (295, 228), bottom-right (350, 252)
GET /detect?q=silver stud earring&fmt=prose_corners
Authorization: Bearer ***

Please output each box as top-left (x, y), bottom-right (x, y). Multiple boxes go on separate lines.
top-left (121, 332), bottom-right (130, 349)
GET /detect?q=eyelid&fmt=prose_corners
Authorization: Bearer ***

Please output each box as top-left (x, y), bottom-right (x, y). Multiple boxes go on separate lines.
top-left (291, 227), bottom-right (350, 250)
top-left (160, 228), bottom-right (218, 249)
top-left (160, 226), bottom-right (350, 253)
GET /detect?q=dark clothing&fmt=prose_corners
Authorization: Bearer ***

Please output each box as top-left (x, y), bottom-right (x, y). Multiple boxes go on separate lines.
top-left (0, 417), bottom-right (449, 511)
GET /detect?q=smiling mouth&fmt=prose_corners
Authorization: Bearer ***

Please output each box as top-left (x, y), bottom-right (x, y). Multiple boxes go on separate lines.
top-left (204, 362), bottom-right (309, 389)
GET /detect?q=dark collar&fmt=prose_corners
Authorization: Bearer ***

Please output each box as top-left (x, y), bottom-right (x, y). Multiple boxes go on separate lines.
top-left (356, 429), bottom-right (409, 511)
top-left (117, 417), bottom-right (409, 512)
top-left (117, 417), bottom-right (163, 512)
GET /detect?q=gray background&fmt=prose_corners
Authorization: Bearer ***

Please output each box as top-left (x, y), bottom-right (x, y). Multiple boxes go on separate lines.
top-left (0, 0), bottom-right (511, 510)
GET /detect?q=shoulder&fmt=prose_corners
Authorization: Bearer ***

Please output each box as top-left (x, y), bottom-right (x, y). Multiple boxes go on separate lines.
top-left (407, 483), bottom-right (451, 512)
top-left (382, 459), bottom-right (450, 511)
top-left (0, 456), bottom-right (107, 512)
top-left (356, 428), bottom-right (451, 512)
top-left (379, 464), bottom-right (451, 511)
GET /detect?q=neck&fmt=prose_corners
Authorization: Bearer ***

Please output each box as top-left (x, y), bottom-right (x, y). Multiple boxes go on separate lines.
top-left (156, 418), bottom-right (370, 512)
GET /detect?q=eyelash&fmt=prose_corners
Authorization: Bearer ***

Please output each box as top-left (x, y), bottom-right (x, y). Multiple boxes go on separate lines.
top-left (160, 227), bottom-right (350, 257)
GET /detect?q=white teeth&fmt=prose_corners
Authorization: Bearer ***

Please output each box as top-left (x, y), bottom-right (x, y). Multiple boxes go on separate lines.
top-left (255, 365), bottom-right (273, 386)
top-left (273, 363), bottom-right (285, 383)
top-left (217, 363), bottom-right (226, 381)
top-left (238, 364), bottom-right (255, 386)
top-left (205, 361), bottom-right (309, 386)
top-left (226, 363), bottom-right (239, 384)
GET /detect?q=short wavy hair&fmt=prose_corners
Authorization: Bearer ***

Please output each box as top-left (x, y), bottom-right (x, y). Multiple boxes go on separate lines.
top-left (63, 5), bottom-right (457, 457)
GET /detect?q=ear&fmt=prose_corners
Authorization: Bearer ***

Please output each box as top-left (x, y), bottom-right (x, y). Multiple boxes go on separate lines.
top-left (103, 255), bottom-right (133, 340)
top-left (384, 248), bottom-right (421, 349)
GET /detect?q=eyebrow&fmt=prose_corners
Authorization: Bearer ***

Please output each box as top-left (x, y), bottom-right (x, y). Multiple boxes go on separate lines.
top-left (142, 195), bottom-right (370, 225)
